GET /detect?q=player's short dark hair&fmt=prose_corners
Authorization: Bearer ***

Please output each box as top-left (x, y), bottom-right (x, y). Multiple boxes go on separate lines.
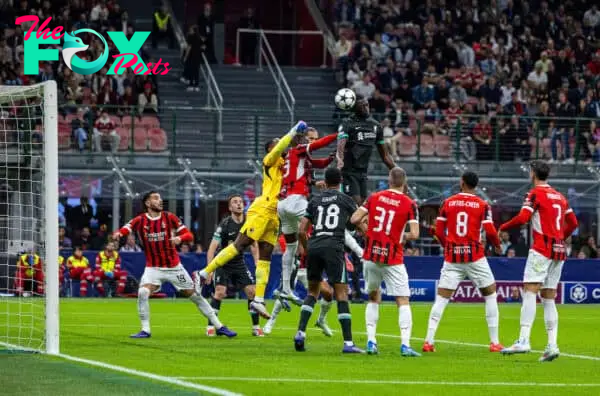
top-left (461, 171), bottom-right (479, 189)
top-left (324, 167), bottom-right (342, 186)
top-left (227, 194), bottom-right (243, 205)
top-left (142, 190), bottom-right (158, 210)
top-left (74, 246), bottom-right (83, 252)
top-left (530, 160), bottom-right (550, 181)
top-left (264, 138), bottom-right (277, 153)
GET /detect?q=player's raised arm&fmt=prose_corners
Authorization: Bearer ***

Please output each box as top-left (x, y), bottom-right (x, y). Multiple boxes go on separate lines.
top-left (310, 155), bottom-right (335, 169)
top-left (263, 121), bottom-right (307, 167)
top-left (336, 126), bottom-right (347, 170)
top-left (376, 124), bottom-right (396, 170)
top-left (307, 132), bottom-right (337, 153)
top-left (499, 192), bottom-right (535, 231)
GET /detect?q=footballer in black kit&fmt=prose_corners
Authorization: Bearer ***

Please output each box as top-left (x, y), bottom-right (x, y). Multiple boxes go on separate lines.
top-left (336, 95), bottom-right (396, 205)
top-left (205, 194), bottom-right (264, 336)
top-left (304, 189), bottom-right (356, 284)
top-left (294, 167), bottom-right (364, 353)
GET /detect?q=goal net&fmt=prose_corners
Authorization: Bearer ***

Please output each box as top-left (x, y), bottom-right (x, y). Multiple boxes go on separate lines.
top-left (0, 82), bottom-right (59, 354)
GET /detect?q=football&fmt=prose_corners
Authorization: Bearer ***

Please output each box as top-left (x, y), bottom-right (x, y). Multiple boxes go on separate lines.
top-left (334, 88), bottom-right (356, 110)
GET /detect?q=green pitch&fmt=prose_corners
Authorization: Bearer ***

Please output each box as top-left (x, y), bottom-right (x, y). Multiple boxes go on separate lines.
top-left (2, 299), bottom-right (600, 395)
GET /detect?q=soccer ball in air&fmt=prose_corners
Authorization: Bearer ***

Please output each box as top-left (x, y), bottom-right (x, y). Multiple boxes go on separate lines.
top-left (335, 88), bottom-right (356, 110)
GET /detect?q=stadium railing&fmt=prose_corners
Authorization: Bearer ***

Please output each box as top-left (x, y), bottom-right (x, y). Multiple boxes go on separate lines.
top-left (368, 112), bottom-right (600, 168)
top-left (164, 0), bottom-right (224, 140)
top-left (50, 105), bottom-right (600, 169)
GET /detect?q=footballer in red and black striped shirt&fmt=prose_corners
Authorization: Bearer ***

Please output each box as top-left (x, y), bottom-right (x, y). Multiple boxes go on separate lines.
top-left (113, 191), bottom-right (237, 340)
top-left (435, 190), bottom-right (501, 264)
top-left (118, 192), bottom-right (193, 268)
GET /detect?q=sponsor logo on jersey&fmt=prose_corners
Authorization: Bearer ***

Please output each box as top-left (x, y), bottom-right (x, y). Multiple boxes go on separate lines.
top-left (147, 231), bottom-right (166, 242)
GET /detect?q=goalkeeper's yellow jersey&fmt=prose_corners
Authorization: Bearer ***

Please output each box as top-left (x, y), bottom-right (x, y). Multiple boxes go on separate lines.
top-left (251, 133), bottom-right (294, 212)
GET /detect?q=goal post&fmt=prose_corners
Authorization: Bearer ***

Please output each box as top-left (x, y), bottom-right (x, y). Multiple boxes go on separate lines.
top-left (0, 81), bottom-right (59, 354)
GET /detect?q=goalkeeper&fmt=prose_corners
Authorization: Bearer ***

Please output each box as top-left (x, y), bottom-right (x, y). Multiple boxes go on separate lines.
top-left (195, 121), bottom-right (308, 314)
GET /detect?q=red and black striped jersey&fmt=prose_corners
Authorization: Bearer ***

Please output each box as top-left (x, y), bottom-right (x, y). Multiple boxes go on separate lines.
top-left (436, 193), bottom-right (498, 263)
top-left (500, 184), bottom-right (577, 261)
top-left (362, 189), bottom-right (418, 265)
top-left (120, 212), bottom-right (189, 268)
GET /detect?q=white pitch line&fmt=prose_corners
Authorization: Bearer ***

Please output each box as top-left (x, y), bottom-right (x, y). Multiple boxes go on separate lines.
top-left (56, 354), bottom-right (243, 396)
top-left (173, 376), bottom-right (600, 387)
top-left (0, 341), bottom-right (243, 396)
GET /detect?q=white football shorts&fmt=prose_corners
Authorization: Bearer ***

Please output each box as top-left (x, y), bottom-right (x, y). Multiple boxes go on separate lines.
top-left (140, 263), bottom-right (194, 291)
top-left (364, 260), bottom-right (410, 297)
top-left (277, 194), bottom-right (308, 235)
top-left (438, 257), bottom-right (495, 290)
top-left (523, 249), bottom-right (564, 289)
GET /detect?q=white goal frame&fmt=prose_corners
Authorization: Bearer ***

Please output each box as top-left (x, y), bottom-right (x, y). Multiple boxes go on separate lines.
top-left (0, 81), bottom-right (59, 354)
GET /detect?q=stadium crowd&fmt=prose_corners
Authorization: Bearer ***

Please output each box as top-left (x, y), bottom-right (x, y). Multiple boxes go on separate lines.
top-left (0, 0), bottom-right (163, 152)
top-left (328, 0), bottom-right (600, 163)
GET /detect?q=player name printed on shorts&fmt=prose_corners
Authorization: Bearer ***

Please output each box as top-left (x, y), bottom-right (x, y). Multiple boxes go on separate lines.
top-left (564, 282), bottom-right (600, 304)
top-left (451, 280), bottom-right (563, 303)
top-left (357, 279), bottom-right (436, 301)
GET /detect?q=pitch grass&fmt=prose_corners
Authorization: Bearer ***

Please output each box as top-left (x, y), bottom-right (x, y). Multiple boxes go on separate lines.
top-left (3, 299), bottom-right (600, 395)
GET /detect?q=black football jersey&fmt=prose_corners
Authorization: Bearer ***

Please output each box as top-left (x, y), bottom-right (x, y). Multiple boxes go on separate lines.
top-left (305, 189), bottom-right (357, 250)
top-left (338, 114), bottom-right (384, 173)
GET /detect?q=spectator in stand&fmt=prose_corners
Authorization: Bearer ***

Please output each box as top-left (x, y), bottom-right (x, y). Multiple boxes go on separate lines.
top-left (473, 116), bottom-right (493, 160)
top-left (59, 226), bottom-right (72, 249)
top-left (138, 83), bottom-right (158, 114)
top-left (183, 25), bottom-right (205, 92)
top-left (120, 234), bottom-right (142, 252)
top-left (93, 109), bottom-right (120, 153)
top-left (412, 79), bottom-right (434, 110)
top-left (369, 89), bottom-right (387, 115)
top-left (527, 63), bottom-right (547, 91)
top-left (352, 74), bottom-right (376, 100)
top-left (197, 2), bottom-right (216, 64)
top-left (152, 4), bottom-right (175, 49)
top-left (346, 62), bottom-right (362, 86)
top-left (70, 197), bottom-right (93, 231)
top-left (238, 7), bottom-right (258, 65)
top-left (449, 80), bottom-right (468, 107)
top-left (581, 236), bottom-right (599, 259)
top-left (552, 92), bottom-right (575, 163)
top-left (194, 243), bottom-right (204, 253)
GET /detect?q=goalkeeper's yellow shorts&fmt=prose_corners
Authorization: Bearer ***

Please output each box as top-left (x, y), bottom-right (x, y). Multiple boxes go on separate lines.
top-left (240, 205), bottom-right (279, 246)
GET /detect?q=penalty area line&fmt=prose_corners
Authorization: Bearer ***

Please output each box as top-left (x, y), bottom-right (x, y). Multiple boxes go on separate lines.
top-left (173, 377), bottom-right (600, 387)
top-left (57, 352), bottom-right (244, 396)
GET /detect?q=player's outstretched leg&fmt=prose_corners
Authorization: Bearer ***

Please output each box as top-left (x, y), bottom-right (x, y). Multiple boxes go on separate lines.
top-left (206, 297), bottom-right (221, 337)
top-left (315, 282), bottom-right (334, 337)
top-left (264, 299), bottom-right (283, 334)
top-left (502, 288), bottom-right (536, 354)
top-left (131, 286), bottom-right (152, 338)
top-left (424, 294), bottom-right (450, 352)
top-left (185, 289), bottom-right (237, 338)
top-left (254, 259), bottom-right (271, 304)
top-left (540, 296), bottom-right (560, 362)
top-left (247, 300), bottom-right (263, 336)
